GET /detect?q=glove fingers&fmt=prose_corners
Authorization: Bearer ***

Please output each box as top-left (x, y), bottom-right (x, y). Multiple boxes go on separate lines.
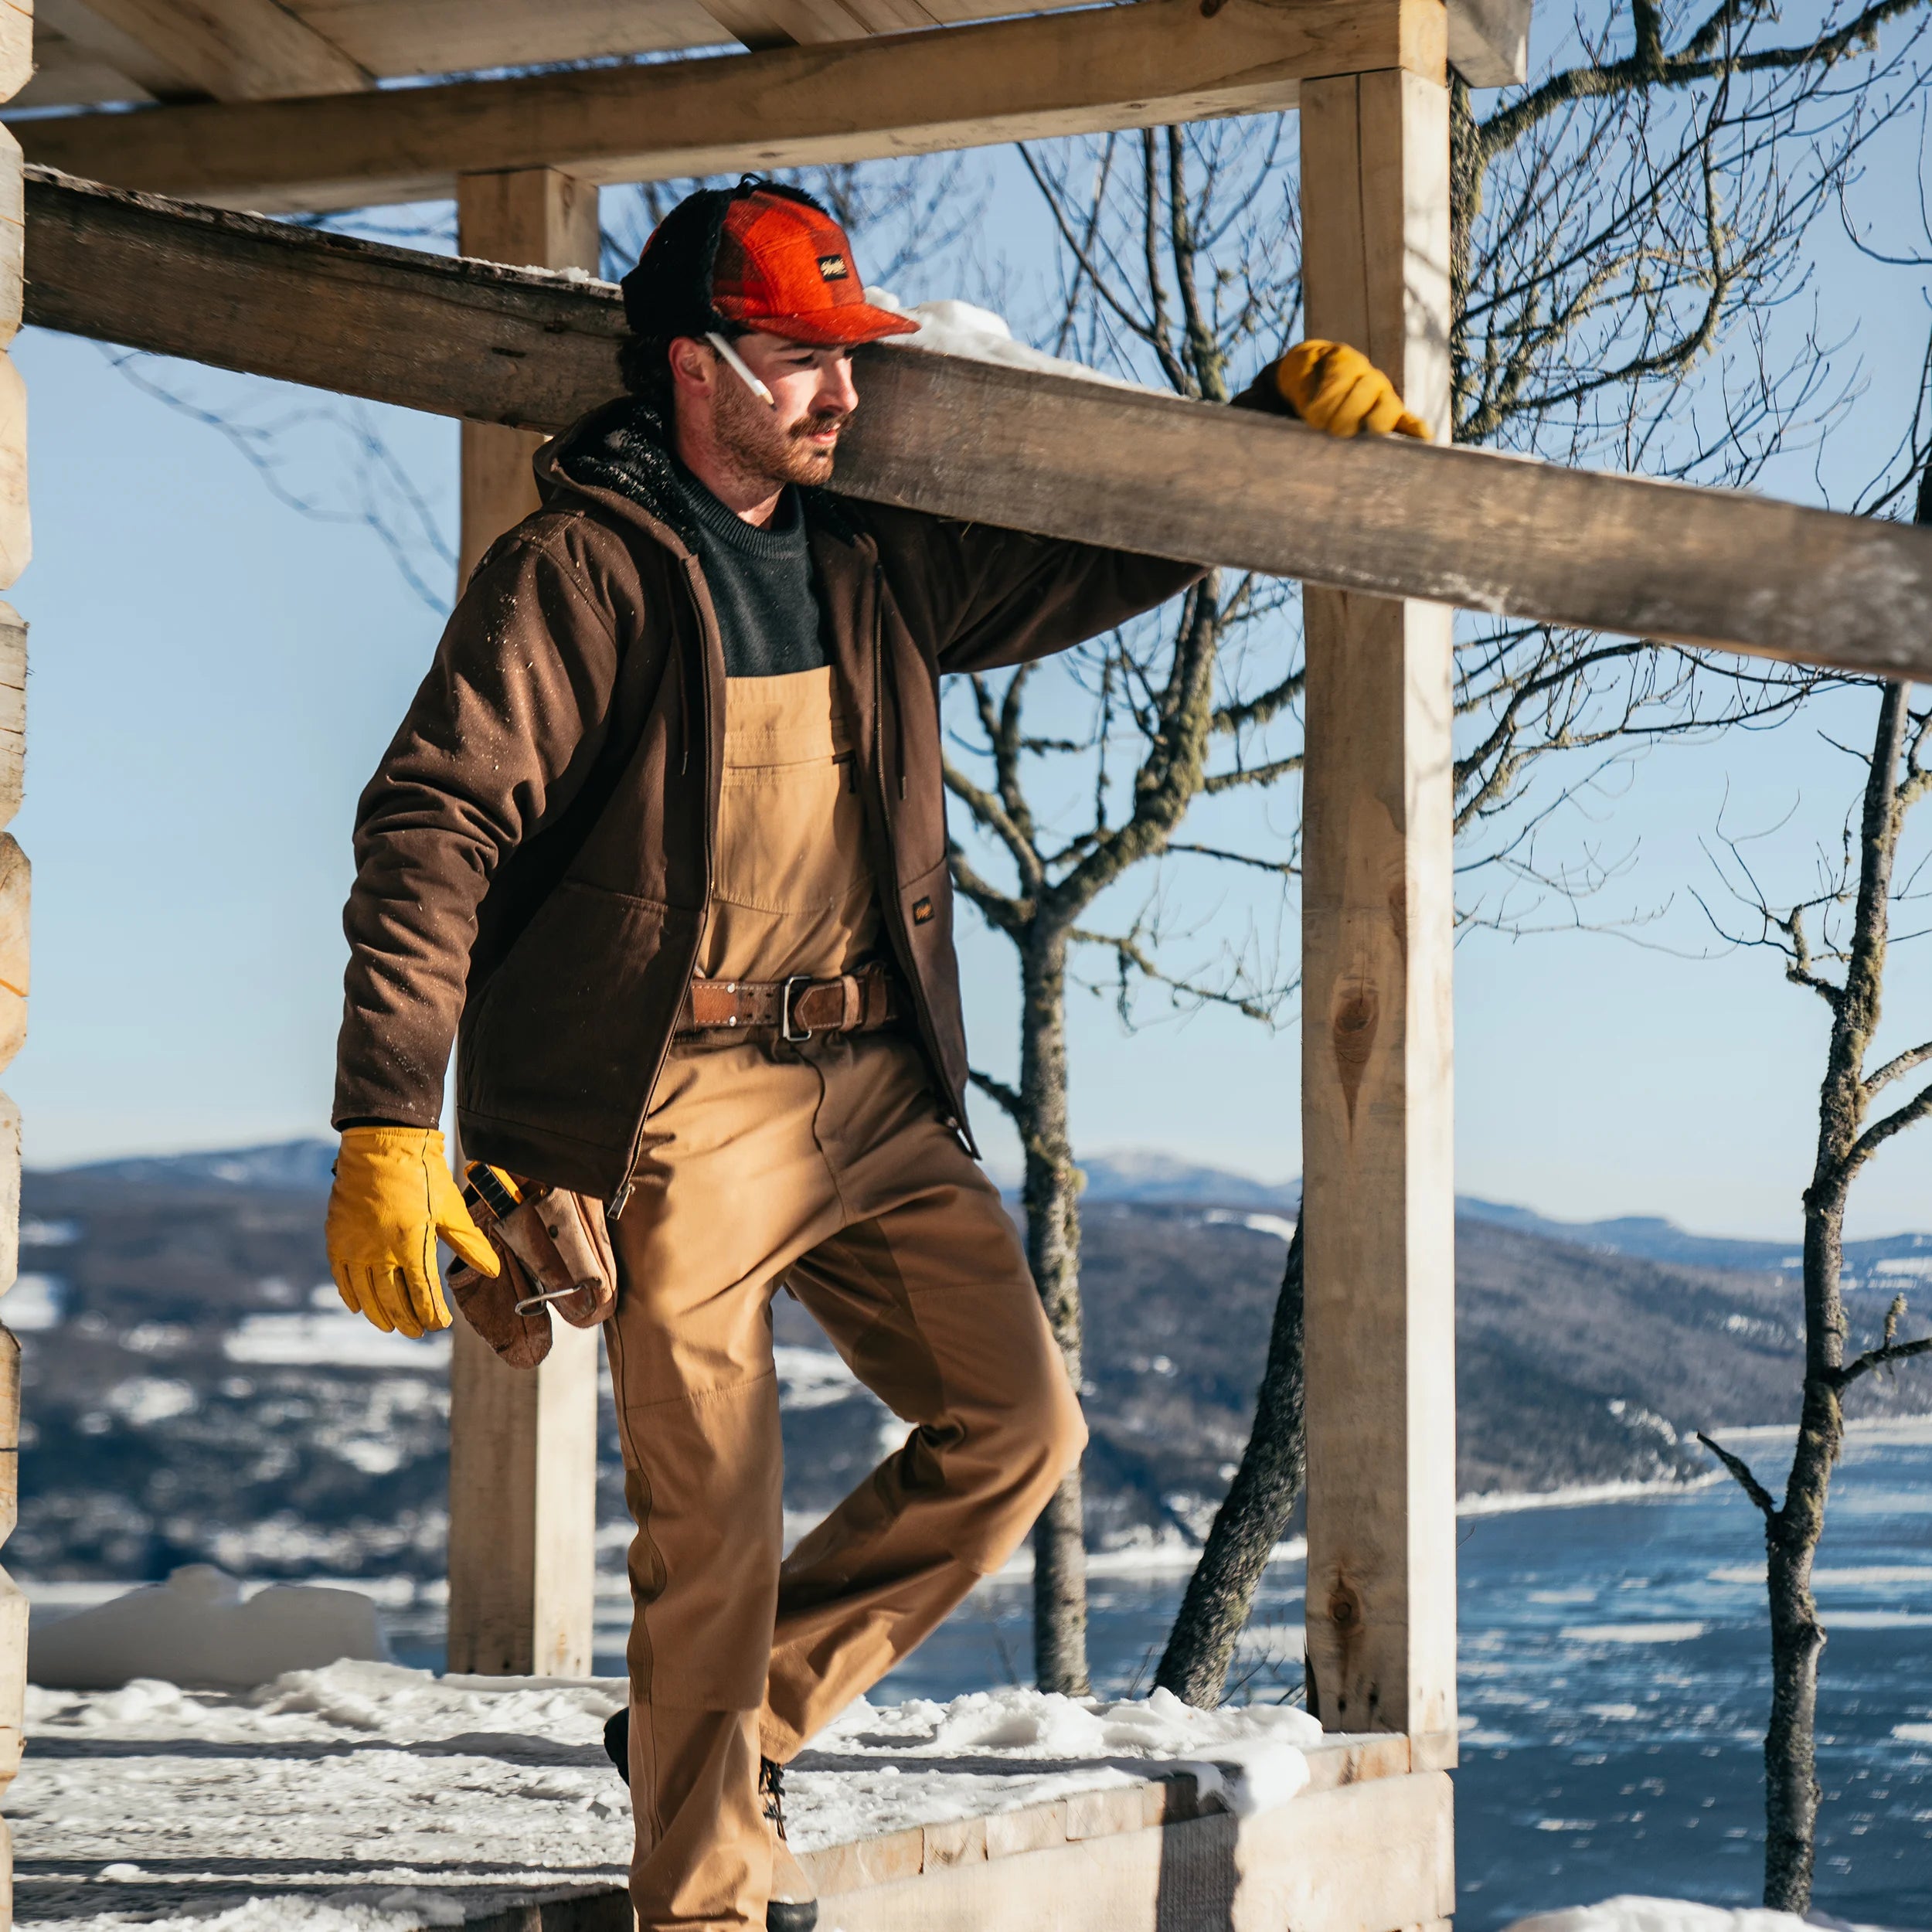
top-left (1358, 387), bottom-right (1406, 438)
top-left (1326, 373), bottom-right (1386, 438)
top-left (400, 1248), bottom-right (451, 1336)
top-left (331, 1261), bottom-right (361, 1317)
top-left (1393, 407), bottom-right (1431, 442)
top-left (441, 1211), bottom-right (502, 1279)
top-left (355, 1267), bottom-right (399, 1335)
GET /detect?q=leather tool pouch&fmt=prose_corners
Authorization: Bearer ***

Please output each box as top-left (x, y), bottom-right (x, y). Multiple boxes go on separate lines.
top-left (450, 1177), bottom-right (617, 1369)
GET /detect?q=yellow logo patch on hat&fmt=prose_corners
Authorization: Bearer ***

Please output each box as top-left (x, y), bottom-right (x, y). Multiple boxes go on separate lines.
top-left (818, 253), bottom-right (851, 282)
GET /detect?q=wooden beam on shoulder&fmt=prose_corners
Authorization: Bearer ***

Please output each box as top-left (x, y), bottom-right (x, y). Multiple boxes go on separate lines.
top-left (23, 166), bottom-right (1932, 683)
top-left (14, 0), bottom-right (1446, 211)
top-left (47, 0), bottom-right (369, 100)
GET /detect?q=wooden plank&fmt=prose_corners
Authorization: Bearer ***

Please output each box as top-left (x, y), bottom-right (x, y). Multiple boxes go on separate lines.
top-left (0, 604), bottom-right (25, 831)
top-left (455, 168), bottom-right (600, 580)
top-left (0, 350), bottom-right (24, 590)
top-left (1296, 62), bottom-right (1458, 1763)
top-left (25, 168), bottom-right (1932, 681)
top-left (447, 1318), bottom-right (600, 1675)
top-left (0, 0), bottom-right (28, 102)
top-left (0, 1327), bottom-right (15, 1546)
top-left (699, 0), bottom-right (939, 51)
top-left (0, 1093), bottom-right (20, 1300)
top-left (50, 0), bottom-right (369, 99)
top-left (1447, 0), bottom-right (1529, 86)
top-left (13, 0), bottom-right (1447, 211)
top-left (0, 836), bottom-right (28, 1077)
top-left (445, 168), bottom-right (601, 1682)
top-left (807, 1770), bottom-right (1454, 1932)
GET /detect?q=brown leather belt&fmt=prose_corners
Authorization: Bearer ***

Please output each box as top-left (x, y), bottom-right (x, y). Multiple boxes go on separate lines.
top-left (677, 962), bottom-right (907, 1040)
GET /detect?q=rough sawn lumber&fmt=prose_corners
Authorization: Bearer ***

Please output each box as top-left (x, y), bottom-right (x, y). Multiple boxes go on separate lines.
top-left (22, 165), bottom-right (1932, 679)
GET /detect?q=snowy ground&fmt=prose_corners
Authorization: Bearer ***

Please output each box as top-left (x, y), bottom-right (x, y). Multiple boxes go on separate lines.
top-left (11, 1662), bottom-right (1321, 1927)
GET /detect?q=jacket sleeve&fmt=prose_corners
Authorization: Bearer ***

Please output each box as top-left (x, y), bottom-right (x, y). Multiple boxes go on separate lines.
top-left (332, 526), bottom-right (624, 1129)
top-left (865, 384), bottom-right (1278, 675)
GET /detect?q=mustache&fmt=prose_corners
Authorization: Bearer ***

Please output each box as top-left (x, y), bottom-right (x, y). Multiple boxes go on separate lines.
top-left (789, 409), bottom-right (852, 441)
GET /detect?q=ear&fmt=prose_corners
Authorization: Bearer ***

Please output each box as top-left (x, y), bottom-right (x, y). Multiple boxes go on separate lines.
top-left (666, 335), bottom-right (716, 396)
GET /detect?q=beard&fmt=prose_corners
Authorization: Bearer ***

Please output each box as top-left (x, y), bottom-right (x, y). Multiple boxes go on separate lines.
top-left (712, 372), bottom-right (851, 491)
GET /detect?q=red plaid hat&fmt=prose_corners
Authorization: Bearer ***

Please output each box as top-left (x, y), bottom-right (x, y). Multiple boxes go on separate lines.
top-left (622, 179), bottom-right (917, 349)
top-left (711, 187), bottom-right (917, 345)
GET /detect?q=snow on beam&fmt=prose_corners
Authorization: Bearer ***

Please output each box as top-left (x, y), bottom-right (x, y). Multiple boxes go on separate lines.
top-left (23, 165), bottom-right (1932, 681)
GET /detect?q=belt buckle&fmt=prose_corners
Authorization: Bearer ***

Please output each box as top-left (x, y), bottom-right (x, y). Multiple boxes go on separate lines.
top-left (781, 975), bottom-right (813, 1043)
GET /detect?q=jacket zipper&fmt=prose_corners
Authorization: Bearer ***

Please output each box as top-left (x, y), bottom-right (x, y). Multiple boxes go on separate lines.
top-left (869, 566), bottom-right (979, 1157)
top-left (607, 559), bottom-right (718, 1220)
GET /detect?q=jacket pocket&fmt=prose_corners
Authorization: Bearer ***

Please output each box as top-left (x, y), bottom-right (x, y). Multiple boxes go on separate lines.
top-left (461, 879), bottom-right (699, 1179)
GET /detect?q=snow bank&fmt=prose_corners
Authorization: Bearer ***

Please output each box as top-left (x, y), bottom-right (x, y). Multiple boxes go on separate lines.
top-left (15, 1664), bottom-right (1325, 1928)
top-left (804, 1683), bottom-right (1321, 1824)
top-left (1502, 1900), bottom-right (1902, 1932)
top-left (29, 1563), bottom-right (391, 1691)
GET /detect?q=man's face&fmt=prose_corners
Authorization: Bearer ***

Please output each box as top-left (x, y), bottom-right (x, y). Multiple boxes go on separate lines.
top-left (704, 332), bottom-right (861, 488)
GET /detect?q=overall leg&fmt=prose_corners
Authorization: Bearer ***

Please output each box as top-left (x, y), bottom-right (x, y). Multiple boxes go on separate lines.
top-left (760, 1036), bottom-right (1086, 1760)
top-left (607, 1042), bottom-right (843, 1930)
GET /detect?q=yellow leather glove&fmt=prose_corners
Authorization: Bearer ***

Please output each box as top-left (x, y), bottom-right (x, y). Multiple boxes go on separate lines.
top-left (325, 1127), bottom-right (498, 1339)
top-left (1275, 339), bottom-right (1430, 440)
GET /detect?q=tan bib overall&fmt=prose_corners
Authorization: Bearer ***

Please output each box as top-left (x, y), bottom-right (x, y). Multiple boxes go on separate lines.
top-left (604, 668), bottom-right (1084, 1931)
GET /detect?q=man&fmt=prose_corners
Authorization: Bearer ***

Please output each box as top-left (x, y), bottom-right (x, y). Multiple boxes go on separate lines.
top-left (323, 178), bottom-right (1423, 1932)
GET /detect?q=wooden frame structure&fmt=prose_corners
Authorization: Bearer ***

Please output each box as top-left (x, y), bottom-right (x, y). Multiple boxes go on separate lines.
top-left (11, 0), bottom-right (1928, 1920)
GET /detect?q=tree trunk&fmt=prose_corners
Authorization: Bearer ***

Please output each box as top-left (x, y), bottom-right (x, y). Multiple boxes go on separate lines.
top-left (1758, 679), bottom-right (1906, 1909)
top-left (1155, 1219), bottom-right (1304, 1706)
top-left (1019, 930), bottom-right (1090, 1695)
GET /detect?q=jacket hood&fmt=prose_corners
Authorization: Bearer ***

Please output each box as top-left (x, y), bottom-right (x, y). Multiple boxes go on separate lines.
top-left (531, 393), bottom-right (865, 560)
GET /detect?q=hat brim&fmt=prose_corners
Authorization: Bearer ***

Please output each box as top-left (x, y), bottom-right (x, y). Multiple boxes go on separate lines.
top-left (719, 303), bottom-right (922, 348)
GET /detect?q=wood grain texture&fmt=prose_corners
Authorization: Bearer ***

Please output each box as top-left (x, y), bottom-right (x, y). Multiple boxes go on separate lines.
top-left (0, 1093), bottom-right (20, 1301)
top-left (0, 1569), bottom-right (21, 1787)
top-left (447, 178), bottom-right (603, 1676)
top-left (1447, 0), bottom-right (1528, 85)
top-left (15, 0), bottom-right (1444, 210)
top-left (0, 603), bottom-right (25, 832)
top-left (59, 0), bottom-right (369, 99)
top-left (456, 168), bottom-right (600, 580)
top-left (1298, 66), bottom-right (1458, 1757)
top-left (0, 1328), bottom-right (15, 1546)
top-left (0, 837), bottom-right (28, 1078)
top-left (0, 351), bottom-right (26, 590)
top-left (447, 1316), bottom-right (599, 1676)
top-left (0, 1), bottom-right (28, 103)
top-left (26, 168), bottom-right (1932, 679)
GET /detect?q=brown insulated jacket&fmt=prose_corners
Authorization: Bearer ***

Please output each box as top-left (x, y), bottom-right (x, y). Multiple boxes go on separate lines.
top-left (332, 393), bottom-right (1205, 1209)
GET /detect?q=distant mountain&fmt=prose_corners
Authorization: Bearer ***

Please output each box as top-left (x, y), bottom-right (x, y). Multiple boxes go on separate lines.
top-left (1075, 1151), bottom-right (1298, 1210)
top-left (10, 1140), bottom-right (1931, 1580)
top-left (1076, 1150), bottom-right (1932, 1294)
top-left (40, 1139), bottom-right (338, 1194)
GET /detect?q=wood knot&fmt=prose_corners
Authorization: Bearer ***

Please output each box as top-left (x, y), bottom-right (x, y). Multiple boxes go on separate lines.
top-left (1328, 1583), bottom-right (1362, 1628)
top-left (1330, 980), bottom-right (1379, 1125)
top-left (1200, 0), bottom-right (1228, 14)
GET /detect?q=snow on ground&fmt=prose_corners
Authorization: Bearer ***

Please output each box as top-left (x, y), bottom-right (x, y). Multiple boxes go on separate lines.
top-left (13, 1664), bottom-right (1322, 1927)
top-left (29, 1566), bottom-right (390, 1691)
top-left (1500, 1899), bottom-right (1906, 1932)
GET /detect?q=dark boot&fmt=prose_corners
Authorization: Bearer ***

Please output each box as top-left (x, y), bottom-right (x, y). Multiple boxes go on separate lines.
top-left (760, 1756), bottom-right (819, 1932)
top-left (602, 1708), bottom-right (818, 1932)
top-left (603, 1704), bottom-right (629, 1784)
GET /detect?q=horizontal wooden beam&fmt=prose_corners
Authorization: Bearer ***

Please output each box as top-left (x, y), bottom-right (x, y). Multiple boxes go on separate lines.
top-left (55, 0), bottom-right (371, 100)
top-left (12, 0), bottom-right (1445, 213)
top-left (23, 166), bottom-right (1932, 680)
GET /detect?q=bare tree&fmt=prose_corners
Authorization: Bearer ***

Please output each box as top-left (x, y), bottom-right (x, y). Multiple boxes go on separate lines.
top-left (1692, 384), bottom-right (1932, 1905)
top-left (1143, 0), bottom-right (1927, 1706)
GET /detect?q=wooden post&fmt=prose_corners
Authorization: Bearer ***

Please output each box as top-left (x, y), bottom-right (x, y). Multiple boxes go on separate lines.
top-left (445, 167), bottom-right (603, 1679)
top-left (1298, 50), bottom-right (1459, 1767)
top-left (0, 5), bottom-right (28, 1906)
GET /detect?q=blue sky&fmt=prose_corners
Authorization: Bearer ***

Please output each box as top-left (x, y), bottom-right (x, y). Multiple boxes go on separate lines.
top-left (10, 79), bottom-right (1932, 1243)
